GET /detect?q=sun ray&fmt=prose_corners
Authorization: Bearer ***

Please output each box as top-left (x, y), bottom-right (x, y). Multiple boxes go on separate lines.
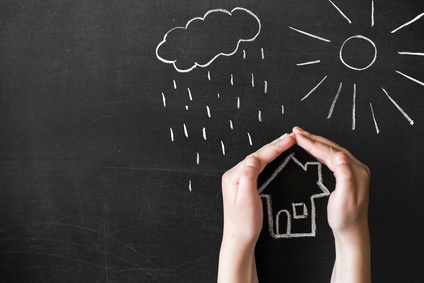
top-left (398, 51), bottom-right (424, 56)
top-left (371, 0), bottom-right (375, 27)
top-left (381, 87), bottom-right (414, 125)
top-left (352, 83), bottom-right (356, 130)
top-left (301, 76), bottom-right (328, 101)
top-left (369, 103), bottom-right (380, 134)
top-left (391, 13), bottom-right (424, 33)
top-left (297, 60), bottom-right (321, 66)
top-left (327, 82), bottom-right (343, 119)
top-left (396, 70), bottom-right (424, 87)
top-left (289, 27), bottom-right (331, 42)
top-left (328, 0), bottom-right (352, 24)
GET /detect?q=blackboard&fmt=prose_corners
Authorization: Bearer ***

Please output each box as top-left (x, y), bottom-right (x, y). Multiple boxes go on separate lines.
top-left (1, 0), bottom-right (423, 282)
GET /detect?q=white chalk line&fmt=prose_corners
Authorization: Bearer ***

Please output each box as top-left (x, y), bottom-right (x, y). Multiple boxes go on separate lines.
top-left (398, 51), bottom-right (424, 56)
top-left (221, 141), bottom-right (225, 155)
top-left (259, 153), bottom-right (330, 239)
top-left (243, 50), bottom-right (246, 59)
top-left (247, 132), bottom-right (253, 146)
top-left (196, 153), bottom-right (200, 165)
top-left (261, 48), bottom-right (264, 60)
top-left (231, 74), bottom-right (234, 86)
top-left (173, 80), bottom-right (177, 90)
top-left (391, 13), bottom-right (424, 34)
top-left (381, 87), bottom-right (414, 125)
top-left (207, 71), bottom-right (211, 81)
top-left (170, 128), bottom-right (174, 142)
top-left (189, 180), bottom-right (192, 191)
top-left (206, 105), bottom-right (211, 118)
top-left (156, 7), bottom-right (261, 73)
top-left (183, 123), bottom-right (189, 138)
top-left (296, 60), bottom-right (321, 66)
top-left (340, 35), bottom-right (377, 71)
top-left (327, 82), bottom-right (343, 119)
top-left (396, 70), bottom-right (424, 87)
top-left (369, 103), bottom-right (380, 134)
top-left (237, 97), bottom-right (240, 109)
top-left (301, 76), bottom-right (328, 101)
top-left (352, 83), bottom-right (356, 130)
top-left (258, 110), bottom-right (262, 122)
top-left (217, 93), bottom-right (220, 98)
top-left (251, 73), bottom-right (255, 87)
top-left (281, 105), bottom-right (285, 114)
top-left (229, 120), bottom-right (234, 130)
top-left (328, 0), bottom-right (352, 24)
top-left (289, 27), bottom-right (331, 43)
top-left (162, 93), bottom-right (166, 107)
top-left (187, 88), bottom-right (193, 101)
top-left (202, 127), bottom-right (207, 140)
top-left (185, 105), bottom-right (189, 110)
top-left (264, 81), bottom-right (268, 93)
top-left (371, 0), bottom-right (375, 27)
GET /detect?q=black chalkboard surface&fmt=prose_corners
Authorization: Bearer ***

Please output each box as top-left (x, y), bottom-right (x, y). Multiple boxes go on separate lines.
top-left (1, 0), bottom-right (423, 282)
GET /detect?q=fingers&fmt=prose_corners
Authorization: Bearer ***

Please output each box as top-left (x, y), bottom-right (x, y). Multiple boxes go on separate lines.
top-left (237, 157), bottom-right (261, 203)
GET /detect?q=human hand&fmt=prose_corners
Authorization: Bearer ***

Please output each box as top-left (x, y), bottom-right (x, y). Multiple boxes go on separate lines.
top-left (293, 126), bottom-right (371, 283)
top-left (218, 133), bottom-right (295, 283)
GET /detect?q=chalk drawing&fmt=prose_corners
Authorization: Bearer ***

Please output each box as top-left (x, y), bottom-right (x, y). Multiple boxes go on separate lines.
top-left (237, 97), bottom-right (240, 109)
top-left (173, 80), bottom-right (177, 90)
top-left (258, 153), bottom-right (330, 239)
top-left (328, 0), bottom-right (352, 24)
top-left (217, 93), bottom-right (220, 98)
top-left (206, 106), bottom-right (211, 118)
top-left (243, 50), bottom-right (246, 59)
top-left (162, 93), bottom-right (166, 107)
top-left (185, 105), bottom-right (189, 110)
top-left (371, 0), bottom-right (375, 27)
top-left (231, 74), bottom-right (234, 86)
top-left (170, 128), bottom-right (174, 142)
top-left (289, 27), bottom-right (331, 43)
top-left (264, 81), bottom-right (268, 93)
top-left (352, 83), bottom-right (356, 130)
top-left (221, 141), bottom-right (226, 156)
top-left (229, 120), bottom-right (234, 130)
top-left (297, 60), bottom-right (321, 66)
top-left (261, 48), bottom-right (265, 60)
top-left (370, 103), bottom-right (380, 134)
top-left (156, 7), bottom-right (261, 73)
top-left (340, 35), bottom-right (377, 71)
top-left (391, 13), bottom-right (424, 34)
top-left (327, 83), bottom-right (343, 119)
top-left (381, 87), bottom-right (414, 125)
top-left (292, 203), bottom-right (308, 219)
top-left (247, 133), bottom-right (253, 146)
top-left (208, 71), bottom-right (211, 81)
top-left (301, 76), bottom-right (328, 101)
top-left (196, 153), bottom-right (200, 165)
top-left (183, 124), bottom-right (189, 138)
top-left (281, 105), bottom-right (285, 115)
top-left (396, 70), bottom-right (424, 87)
top-left (258, 110), bottom-right (262, 122)
top-left (251, 73), bottom-right (255, 87)
top-left (202, 127), bottom-right (207, 140)
top-left (189, 180), bottom-right (192, 191)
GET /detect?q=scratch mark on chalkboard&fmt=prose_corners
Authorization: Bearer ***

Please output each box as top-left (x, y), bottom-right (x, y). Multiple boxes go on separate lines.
top-left (396, 70), bottom-right (424, 87)
top-left (183, 124), bottom-right (189, 137)
top-left (289, 27), bottom-right (331, 43)
top-left (370, 103), bottom-right (380, 134)
top-left (381, 87), bottom-right (414, 125)
top-left (202, 127), bottom-right (207, 140)
top-left (259, 153), bottom-right (330, 239)
top-left (328, 0), bottom-right (352, 24)
top-left (156, 7), bottom-right (261, 72)
top-left (221, 141), bottom-right (226, 155)
top-left (261, 48), bottom-right (265, 59)
top-left (247, 133), bottom-right (253, 146)
top-left (327, 82), bottom-right (343, 119)
top-left (301, 76), bottom-right (328, 101)
top-left (297, 60), bottom-right (321, 66)
top-left (371, 0), bottom-right (375, 26)
top-left (352, 83), bottom-right (356, 130)
top-left (162, 93), bottom-right (166, 107)
top-left (398, 51), bottom-right (424, 56)
top-left (391, 13), bottom-right (424, 33)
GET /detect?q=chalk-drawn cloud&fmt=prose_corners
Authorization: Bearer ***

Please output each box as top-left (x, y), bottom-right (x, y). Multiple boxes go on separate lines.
top-left (156, 7), bottom-right (261, 73)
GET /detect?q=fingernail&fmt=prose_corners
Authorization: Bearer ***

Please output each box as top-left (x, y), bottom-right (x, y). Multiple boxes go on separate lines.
top-left (279, 133), bottom-right (288, 140)
top-left (293, 126), bottom-right (304, 133)
top-left (335, 152), bottom-right (348, 165)
top-left (245, 157), bottom-right (258, 168)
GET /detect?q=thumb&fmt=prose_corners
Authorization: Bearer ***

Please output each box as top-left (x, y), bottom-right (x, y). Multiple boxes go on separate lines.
top-left (332, 151), bottom-right (356, 200)
top-left (237, 156), bottom-right (261, 203)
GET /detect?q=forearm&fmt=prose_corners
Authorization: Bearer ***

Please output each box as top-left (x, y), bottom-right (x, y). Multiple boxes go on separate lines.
top-left (217, 242), bottom-right (258, 283)
top-left (331, 230), bottom-right (371, 283)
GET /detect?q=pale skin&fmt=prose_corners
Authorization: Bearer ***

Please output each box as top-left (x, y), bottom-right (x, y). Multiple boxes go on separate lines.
top-left (217, 127), bottom-right (371, 283)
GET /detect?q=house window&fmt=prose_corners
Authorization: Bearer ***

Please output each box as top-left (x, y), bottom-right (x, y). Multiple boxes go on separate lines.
top-left (292, 203), bottom-right (308, 219)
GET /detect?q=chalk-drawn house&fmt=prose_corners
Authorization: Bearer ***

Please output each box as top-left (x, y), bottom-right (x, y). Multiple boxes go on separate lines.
top-left (258, 153), bottom-right (330, 239)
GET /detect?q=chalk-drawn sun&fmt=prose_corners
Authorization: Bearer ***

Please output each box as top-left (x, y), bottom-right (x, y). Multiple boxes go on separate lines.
top-left (290, 0), bottom-right (423, 133)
